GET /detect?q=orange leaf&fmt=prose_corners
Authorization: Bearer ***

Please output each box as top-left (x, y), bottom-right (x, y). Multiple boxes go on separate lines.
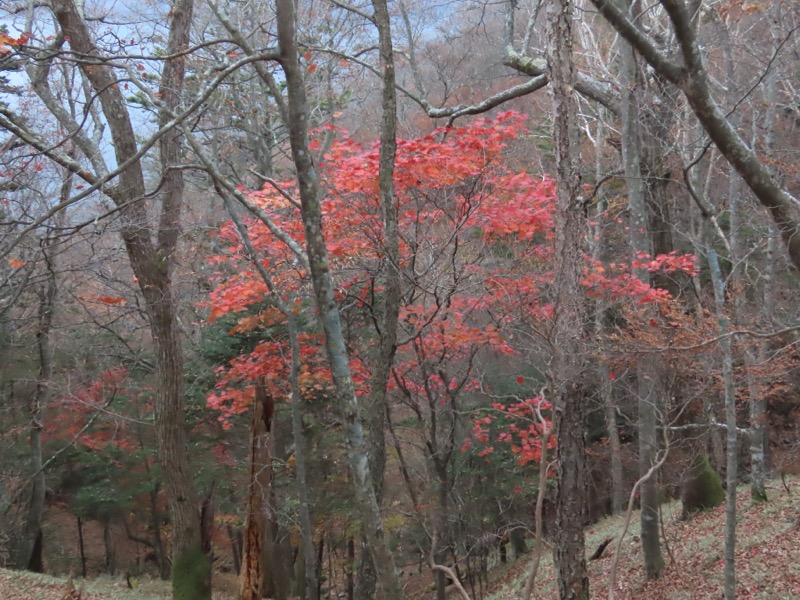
top-left (8, 258), bottom-right (25, 268)
top-left (306, 63), bottom-right (318, 74)
top-left (97, 296), bottom-right (126, 305)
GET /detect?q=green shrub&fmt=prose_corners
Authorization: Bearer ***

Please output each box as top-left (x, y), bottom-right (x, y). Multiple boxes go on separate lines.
top-left (681, 454), bottom-right (725, 518)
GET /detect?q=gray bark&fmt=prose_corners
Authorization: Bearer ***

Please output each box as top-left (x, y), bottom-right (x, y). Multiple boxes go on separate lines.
top-left (274, 2), bottom-right (402, 598)
top-left (589, 0), bottom-right (800, 272)
top-left (356, 3), bottom-right (402, 597)
top-left (746, 15), bottom-right (781, 500)
top-left (15, 237), bottom-right (57, 572)
top-left (705, 220), bottom-right (738, 600)
top-left (619, 4), bottom-right (664, 579)
top-left (45, 2), bottom-right (209, 596)
top-left (748, 226), bottom-right (776, 503)
top-left (685, 134), bottom-right (738, 600)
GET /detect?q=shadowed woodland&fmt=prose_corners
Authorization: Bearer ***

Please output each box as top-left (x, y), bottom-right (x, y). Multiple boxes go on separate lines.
top-left (0, 1), bottom-right (799, 599)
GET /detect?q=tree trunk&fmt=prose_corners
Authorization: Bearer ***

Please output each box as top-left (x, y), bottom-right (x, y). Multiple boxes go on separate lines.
top-left (747, 226), bottom-right (776, 504)
top-left (618, 3), bottom-right (663, 579)
top-left (288, 315), bottom-right (320, 600)
top-left (46, 2), bottom-right (209, 597)
top-left (274, 2), bottom-right (402, 598)
top-left (746, 13), bottom-right (781, 499)
top-left (77, 516), bottom-right (86, 578)
top-left (16, 231), bottom-right (57, 572)
top-left (227, 525), bottom-right (242, 576)
top-left (686, 133), bottom-right (738, 599)
top-left (355, 4), bottom-right (402, 597)
top-left (547, 0), bottom-right (590, 597)
top-left (151, 3), bottom-right (211, 596)
top-left (637, 359), bottom-right (664, 580)
top-left (238, 383), bottom-right (272, 600)
top-left (347, 537), bottom-right (355, 600)
top-left (149, 486), bottom-right (171, 581)
top-left (262, 511), bottom-right (293, 600)
top-left (601, 366), bottom-right (624, 515)
top-left (263, 409), bottom-right (294, 600)
top-left (704, 219), bottom-right (738, 600)
top-left (103, 517), bottom-right (116, 575)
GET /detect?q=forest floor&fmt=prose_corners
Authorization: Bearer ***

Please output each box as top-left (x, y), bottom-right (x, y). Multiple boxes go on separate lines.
top-left (0, 569), bottom-right (171, 600)
top-left (1, 477), bottom-right (798, 599)
top-left (487, 476), bottom-right (800, 600)
top-left (0, 568), bottom-right (242, 600)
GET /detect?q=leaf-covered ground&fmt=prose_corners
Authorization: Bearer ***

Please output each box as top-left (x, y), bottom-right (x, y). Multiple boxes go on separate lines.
top-left (489, 477), bottom-right (800, 599)
top-left (2, 479), bottom-right (798, 599)
top-left (0, 570), bottom-right (167, 600)
top-left (0, 570), bottom-right (241, 600)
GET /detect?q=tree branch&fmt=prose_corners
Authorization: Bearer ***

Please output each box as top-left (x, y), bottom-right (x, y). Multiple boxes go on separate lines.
top-left (588, 0), bottom-right (686, 83)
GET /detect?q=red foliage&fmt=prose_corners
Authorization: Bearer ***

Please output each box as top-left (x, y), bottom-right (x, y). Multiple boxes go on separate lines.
top-left (45, 368), bottom-right (136, 452)
top-left (464, 394), bottom-right (556, 468)
top-left (204, 112), bottom-right (698, 441)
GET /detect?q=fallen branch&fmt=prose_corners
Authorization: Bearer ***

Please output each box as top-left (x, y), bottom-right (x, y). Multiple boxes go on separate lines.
top-left (590, 537), bottom-right (614, 561)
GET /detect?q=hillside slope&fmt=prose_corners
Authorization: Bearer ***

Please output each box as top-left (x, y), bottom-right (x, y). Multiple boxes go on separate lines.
top-left (1, 480), bottom-right (798, 600)
top-left (489, 478), bottom-right (800, 600)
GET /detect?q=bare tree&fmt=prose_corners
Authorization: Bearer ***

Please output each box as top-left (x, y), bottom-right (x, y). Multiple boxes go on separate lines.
top-left (618, 0), bottom-right (664, 579)
top-left (0, 0), bottom-right (211, 595)
top-left (589, 0), bottom-right (800, 271)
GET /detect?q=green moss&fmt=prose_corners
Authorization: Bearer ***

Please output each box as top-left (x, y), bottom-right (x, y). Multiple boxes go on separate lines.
top-left (171, 543), bottom-right (211, 600)
top-left (682, 454), bottom-right (725, 518)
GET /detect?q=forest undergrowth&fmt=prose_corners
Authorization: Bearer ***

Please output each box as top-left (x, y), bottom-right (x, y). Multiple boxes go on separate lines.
top-left (1, 477), bottom-right (798, 600)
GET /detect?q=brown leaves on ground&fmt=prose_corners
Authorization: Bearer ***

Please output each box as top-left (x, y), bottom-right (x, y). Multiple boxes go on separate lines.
top-left (2, 481), bottom-right (798, 600)
top-left (0, 570), bottom-right (174, 600)
top-left (0, 570), bottom-right (97, 600)
top-left (0, 569), bottom-right (242, 600)
top-left (490, 478), bottom-right (800, 599)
